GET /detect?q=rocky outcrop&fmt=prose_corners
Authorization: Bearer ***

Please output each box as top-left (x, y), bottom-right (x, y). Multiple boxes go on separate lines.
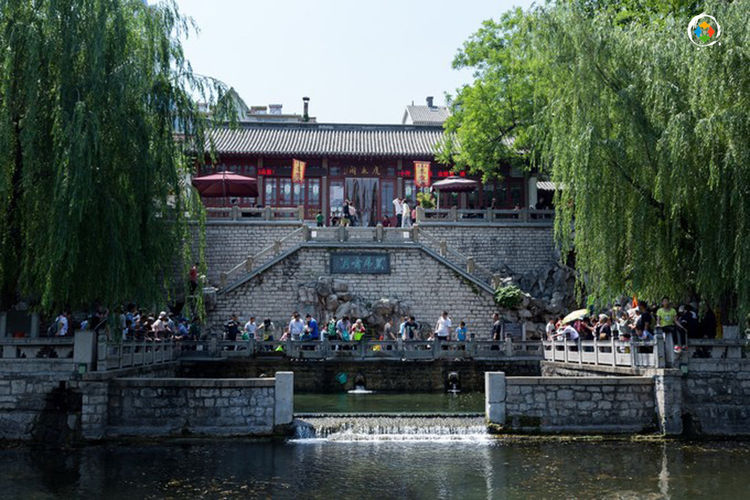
top-left (494, 262), bottom-right (579, 339)
top-left (296, 277), bottom-right (412, 335)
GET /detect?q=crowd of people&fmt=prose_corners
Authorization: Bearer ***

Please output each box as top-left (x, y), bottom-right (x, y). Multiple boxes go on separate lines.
top-left (546, 297), bottom-right (719, 355)
top-left (221, 310), bottom-right (523, 344)
top-left (317, 196), bottom-right (420, 228)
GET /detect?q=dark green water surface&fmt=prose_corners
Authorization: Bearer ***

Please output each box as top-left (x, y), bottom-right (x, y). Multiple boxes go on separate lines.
top-left (294, 391), bottom-right (484, 414)
top-left (1, 439), bottom-right (748, 499)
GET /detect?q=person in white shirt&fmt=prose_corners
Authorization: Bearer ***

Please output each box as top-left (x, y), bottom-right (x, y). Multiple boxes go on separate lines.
top-left (288, 312), bottom-right (306, 341)
top-left (401, 199), bottom-right (411, 228)
top-left (562, 323), bottom-right (579, 341)
top-left (393, 197), bottom-right (403, 227)
top-left (435, 311), bottom-right (452, 341)
top-left (55, 312), bottom-right (69, 337)
top-left (244, 316), bottom-right (258, 339)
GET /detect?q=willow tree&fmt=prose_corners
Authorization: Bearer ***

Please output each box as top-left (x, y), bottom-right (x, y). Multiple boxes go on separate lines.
top-left (0, 0), bottom-right (226, 313)
top-left (445, 1), bottom-right (750, 321)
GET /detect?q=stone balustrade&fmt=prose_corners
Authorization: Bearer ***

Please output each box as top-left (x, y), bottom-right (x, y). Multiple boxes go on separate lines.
top-left (543, 338), bottom-right (665, 368)
top-left (175, 338), bottom-right (543, 361)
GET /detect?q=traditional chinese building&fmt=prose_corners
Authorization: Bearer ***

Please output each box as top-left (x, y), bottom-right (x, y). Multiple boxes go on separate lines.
top-left (200, 97), bottom-right (532, 226)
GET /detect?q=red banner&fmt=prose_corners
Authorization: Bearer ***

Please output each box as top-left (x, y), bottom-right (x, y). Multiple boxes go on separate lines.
top-left (292, 159), bottom-right (306, 184)
top-left (414, 161), bottom-right (431, 188)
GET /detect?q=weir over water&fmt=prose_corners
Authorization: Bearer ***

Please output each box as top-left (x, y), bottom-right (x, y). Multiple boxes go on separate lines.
top-left (293, 415), bottom-right (489, 442)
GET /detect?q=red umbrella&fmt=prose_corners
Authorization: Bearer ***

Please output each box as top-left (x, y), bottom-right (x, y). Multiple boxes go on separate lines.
top-left (191, 171), bottom-right (259, 198)
top-left (431, 176), bottom-right (479, 192)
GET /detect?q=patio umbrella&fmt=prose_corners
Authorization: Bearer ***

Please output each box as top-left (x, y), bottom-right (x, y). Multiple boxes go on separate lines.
top-left (191, 171), bottom-right (259, 198)
top-left (562, 308), bottom-right (589, 325)
top-left (431, 176), bottom-right (478, 209)
top-left (431, 176), bottom-right (479, 192)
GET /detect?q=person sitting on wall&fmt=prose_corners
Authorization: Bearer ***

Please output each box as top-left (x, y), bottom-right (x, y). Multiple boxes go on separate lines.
top-left (403, 316), bottom-right (419, 341)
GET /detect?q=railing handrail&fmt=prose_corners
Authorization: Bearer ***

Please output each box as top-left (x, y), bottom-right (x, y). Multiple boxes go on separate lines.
top-left (221, 226), bottom-right (304, 286)
top-left (172, 338), bottom-right (543, 361)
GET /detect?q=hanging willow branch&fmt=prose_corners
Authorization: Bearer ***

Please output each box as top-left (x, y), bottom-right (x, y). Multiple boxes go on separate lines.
top-left (0, 0), bottom-right (228, 313)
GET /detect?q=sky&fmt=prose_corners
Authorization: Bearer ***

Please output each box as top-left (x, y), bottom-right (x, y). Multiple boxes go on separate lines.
top-left (172, 0), bottom-right (534, 124)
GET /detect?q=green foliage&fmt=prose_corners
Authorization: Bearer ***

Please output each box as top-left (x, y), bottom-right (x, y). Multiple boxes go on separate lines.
top-left (449, 1), bottom-right (750, 321)
top-left (416, 191), bottom-right (436, 209)
top-left (0, 0), bottom-right (227, 313)
top-left (494, 284), bottom-right (522, 308)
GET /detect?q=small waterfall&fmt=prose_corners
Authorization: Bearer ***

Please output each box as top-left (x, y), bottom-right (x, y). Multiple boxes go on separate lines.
top-left (292, 416), bottom-right (489, 443)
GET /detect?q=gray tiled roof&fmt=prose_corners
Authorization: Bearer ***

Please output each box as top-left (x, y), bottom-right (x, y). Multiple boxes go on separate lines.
top-left (404, 105), bottom-right (451, 125)
top-left (208, 123), bottom-right (446, 157)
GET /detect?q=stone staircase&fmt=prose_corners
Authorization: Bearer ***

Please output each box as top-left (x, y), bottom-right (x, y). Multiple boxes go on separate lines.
top-left (215, 224), bottom-right (499, 296)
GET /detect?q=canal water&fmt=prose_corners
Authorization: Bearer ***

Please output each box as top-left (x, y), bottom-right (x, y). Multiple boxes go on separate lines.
top-left (295, 392), bottom-right (484, 414)
top-left (2, 437), bottom-right (749, 498)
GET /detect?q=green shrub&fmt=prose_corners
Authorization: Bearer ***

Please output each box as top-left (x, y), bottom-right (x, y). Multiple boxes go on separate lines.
top-left (494, 284), bottom-right (522, 308)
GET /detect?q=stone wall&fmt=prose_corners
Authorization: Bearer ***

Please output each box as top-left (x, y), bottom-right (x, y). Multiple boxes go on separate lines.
top-left (486, 372), bottom-right (657, 433)
top-left (0, 374), bottom-right (78, 442)
top-left (178, 359), bottom-right (541, 393)
top-left (194, 221), bottom-right (304, 284)
top-left (419, 224), bottom-right (555, 275)
top-left (681, 360), bottom-right (750, 436)
top-left (209, 246), bottom-right (499, 337)
top-left (194, 221), bottom-right (557, 286)
top-left (105, 378), bottom-right (279, 437)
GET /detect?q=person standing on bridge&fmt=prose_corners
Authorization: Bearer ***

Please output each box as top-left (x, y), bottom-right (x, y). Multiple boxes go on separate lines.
top-left (434, 311), bottom-right (452, 341)
top-left (288, 312), bottom-right (305, 341)
top-left (304, 314), bottom-right (320, 341)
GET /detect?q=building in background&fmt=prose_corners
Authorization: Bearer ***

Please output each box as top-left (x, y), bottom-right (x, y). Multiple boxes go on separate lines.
top-left (199, 95), bottom-right (529, 224)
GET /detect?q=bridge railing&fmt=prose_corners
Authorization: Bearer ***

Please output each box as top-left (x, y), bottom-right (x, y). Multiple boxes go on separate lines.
top-left (175, 338), bottom-right (544, 361)
top-left (417, 207), bottom-right (555, 224)
top-left (543, 338), bottom-right (664, 368)
top-left (0, 338), bottom-right (74, 360)
top-left (96, 340), bottom-right (178, 371)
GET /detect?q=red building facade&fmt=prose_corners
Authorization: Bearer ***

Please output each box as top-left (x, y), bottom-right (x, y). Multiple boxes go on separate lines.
top-left (201, 122), bottom-right (527, 226)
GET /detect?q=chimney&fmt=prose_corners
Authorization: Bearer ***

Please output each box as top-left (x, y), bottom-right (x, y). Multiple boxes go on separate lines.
top-left (426, 96), bottom-right (434, 108)
top-left (302, 96), bottom-right (310, 122)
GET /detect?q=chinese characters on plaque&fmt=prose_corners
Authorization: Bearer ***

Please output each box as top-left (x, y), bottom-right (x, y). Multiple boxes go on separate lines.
top-left (292, 159), bottom-right (306, 184)
top-left (330, 253), bottom-right (390, 274)
top-left (414, 161), bottom-right (431, 187)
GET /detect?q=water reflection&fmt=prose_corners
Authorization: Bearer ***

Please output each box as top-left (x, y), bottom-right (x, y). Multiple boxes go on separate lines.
top-left (1, 440), bottom-right (748, 499)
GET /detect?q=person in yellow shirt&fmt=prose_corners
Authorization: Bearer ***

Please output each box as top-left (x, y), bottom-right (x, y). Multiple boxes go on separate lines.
top-left (656, 297), bottom-right (681, 351)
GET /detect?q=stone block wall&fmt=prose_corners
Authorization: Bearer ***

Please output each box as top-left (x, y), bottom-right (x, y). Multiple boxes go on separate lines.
top-left (193, 222), bottom-right (304, 284)
top-left (0, 375), bottom-right (75, 441)
top-left (419, 224), bottom-right (555, 274)
top-left (486, 373), bottom-right (657, 433)
top-left (209, 246), bottom-right (499, 337)
top-left (681, 360), bottom-right (750, 436)
top-left (178, 359), bottom-right (541, 393)
top-left (191, 221), bottom-right (556, 286)
top-left (106, 378), bottom-right (277, 437)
